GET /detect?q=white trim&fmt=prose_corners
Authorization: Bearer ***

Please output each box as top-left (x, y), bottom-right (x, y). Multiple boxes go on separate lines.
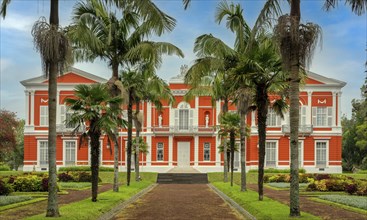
top-left (37, 140), bottom-right (48, 167)
top-left (315, 140), bottom-right (329, 168)
top-left (168, 137), bottom-right (173, 165)
top-left (30, 90), bottom-right (35, 126)
top-left (63, 139), bottom-right (77, 166)
top-left (265, 140), bottom-right (278, 168)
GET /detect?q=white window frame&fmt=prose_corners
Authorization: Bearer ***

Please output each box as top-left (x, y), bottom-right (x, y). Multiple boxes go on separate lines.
top-left (298, 141), bottom-right (303, 168)
top-left (315, 141), bottom-right (328, 168)
top-left (60, 105), bottom-right (74, 129)
top-left (175, 102), bottom-right (193, 131)
top-left (312, 107), bottom-right (332, 127)
top-left (64, 140), bottom-right (77, 166)
top-left (40, 106), bottom-right (48, 126)
top-left (265, 141), bottom-right (278, 167)
top-left (266, 108), bottom-right (281, 127)
top-left (157, 142), bottom-right (164, 161)
top-left (38, 140), bottom-right (48, 166)
top-left (299, 106), bottom-right (307, 125)
top-left (203, 142), bottom-right (210, 161)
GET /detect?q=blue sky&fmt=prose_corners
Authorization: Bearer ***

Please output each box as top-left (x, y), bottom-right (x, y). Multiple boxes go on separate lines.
top-left (0, 0), bottom-right (365, 119)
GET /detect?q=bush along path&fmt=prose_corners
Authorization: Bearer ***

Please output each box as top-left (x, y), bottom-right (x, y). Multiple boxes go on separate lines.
top-left (0, 184), bottom-right (113, 220)
top-left (247, 184), bottom-right (366, 220)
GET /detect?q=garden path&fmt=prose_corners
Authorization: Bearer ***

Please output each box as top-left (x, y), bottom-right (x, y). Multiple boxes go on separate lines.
top-left (248, 184), bottom-right (366, 220)
top-left (111, 184), bottom-right (244, 220)
top-left (0, 183), bottom-right (113, 220)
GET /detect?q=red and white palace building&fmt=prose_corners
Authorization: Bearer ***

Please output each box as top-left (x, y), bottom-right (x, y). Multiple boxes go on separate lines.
top-left (21, 66), bottom-right (346, 173)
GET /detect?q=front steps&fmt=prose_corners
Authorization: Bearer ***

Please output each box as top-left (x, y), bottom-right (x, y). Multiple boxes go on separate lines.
top-left (157, 173), bottom-right (208, 184)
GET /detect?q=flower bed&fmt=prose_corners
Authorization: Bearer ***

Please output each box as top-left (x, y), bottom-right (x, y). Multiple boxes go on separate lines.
top-left (318, 195), bottom-right (367, 210)
top-left (0, 195), bottom-right (32, 206)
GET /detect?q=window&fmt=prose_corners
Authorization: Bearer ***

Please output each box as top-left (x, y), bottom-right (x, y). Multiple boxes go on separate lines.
top-left (40, 106), bottom-right (48, 126)
top-left (157, 143), bottom-right (164, 161)
top-left (265, 142), bottom-right (277, 167)
top-left (299, 106), bottom-right (307, 125)
top-left (175, 102), bottom-right (193, 131)
top-left (65, 141), bottom-right (76, 166)
top-left (298, 141), bottom-right (303, 167)
top-left (312, 107), bottom-right (332, 127)
top-left (316, 141), bottom-right (327, 167)
top-left (266, 108), bottom-right (280, 126)
top-left (204, 143), bottom-right (210, 161)
top-left (60, 105), bottom-right (74, 128)
top-left (39, 141), bottom-right (48, 166)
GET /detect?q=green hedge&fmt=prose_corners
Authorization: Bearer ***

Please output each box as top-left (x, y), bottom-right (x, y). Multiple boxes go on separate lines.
top-left (59, 166), bottom-right (114, 172)
top-left (0, 164), bottom-right (11, 171)
top-left (248, 168), bottom-right (306, 173)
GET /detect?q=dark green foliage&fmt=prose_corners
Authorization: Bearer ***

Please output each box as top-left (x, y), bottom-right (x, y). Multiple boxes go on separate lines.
top-left (248, 168), bottom-right (306, 173)
top-left (0, 163), bottom-right (11, 171)
top-left (12, 175), bottom-right (47, 192)
top-left (57, 172), bottom-right (74, 182)
top-left (0, 180), bottom-right (14, 195)
top-left (58, 166), bottom-right (114, 172)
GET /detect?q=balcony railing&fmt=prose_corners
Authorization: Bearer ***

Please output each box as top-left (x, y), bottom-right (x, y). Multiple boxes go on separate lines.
top-left (152, 125), bottom-right (215, 134)
top-left (281, 124), bottom-right (313, 134)
top-left (56, 124), bottom-right (85, 135)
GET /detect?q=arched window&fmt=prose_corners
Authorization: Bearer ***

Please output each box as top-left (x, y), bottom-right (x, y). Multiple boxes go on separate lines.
top-left (175, 102), bottom-right (193, 130)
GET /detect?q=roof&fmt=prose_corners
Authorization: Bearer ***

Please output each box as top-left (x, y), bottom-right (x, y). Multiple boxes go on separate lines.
top-left (306, 70), bottom-right (346, 88)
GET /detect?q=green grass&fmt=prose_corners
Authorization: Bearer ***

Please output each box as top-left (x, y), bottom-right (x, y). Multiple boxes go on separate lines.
top-left (10, 191), bottom-right (69, 197)
top-left (211, 181), bottom-right (320, 220)
top-left (0, 198), bottom-right (46, 211)
top-left (0, 171), bottom-right (23, 177)
top-left (311, 197), bottom-right (367, 215)
top-left (0, 196), bottom-right (33, 206)
top-left (26, 176), bottom-right (156, 220)
top-left (318, 195), bottom-right (367, 210)
top-left (267, 182), bottom-right (309, 189)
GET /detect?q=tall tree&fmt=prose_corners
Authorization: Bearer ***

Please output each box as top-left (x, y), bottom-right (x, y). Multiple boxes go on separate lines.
top-left (0, 109), bottom-right (19, 163)
top-left (65, 83), bottom-right (123, 202)
top-left (69, 0), bottom-right (182, 188)
top-left (1, 0), bottom-right (71, 216)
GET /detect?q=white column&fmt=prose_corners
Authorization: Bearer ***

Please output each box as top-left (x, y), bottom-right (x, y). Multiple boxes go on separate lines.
top-left (146, 135), bottom-right (152, 166)
top-left (194, 135), bottom-right (199, 166)
top-left (168, 135), bottom-right (173, 166)
top-left (147, 101), bottom-right (152, 132)
top-left (216, 100), bottom-right (221, 126)
top-left (337, 92), bottom-right (342, 126)
top-left (30, 90), bottom-right (35, 126)
top-left (56, 90), bottom-right (60, 124)
top-left (24, 90), bottom-right (30, 126)
top-left (332, 91), bottom-right (337, 127)
top-left (251, 111), bottom-right (256, 127)
top-left (195, 97), bottom-right (199, 127)
top-left (215, 134), bottom-right (221, 166)
top-left (307, 91), bottom-right (312, 125)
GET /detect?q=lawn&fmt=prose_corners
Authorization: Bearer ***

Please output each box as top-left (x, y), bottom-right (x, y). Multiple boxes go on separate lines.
top-left (25, 173), bottom-right (157, 220)
top-left (211, 181), bottom-right (320, 220)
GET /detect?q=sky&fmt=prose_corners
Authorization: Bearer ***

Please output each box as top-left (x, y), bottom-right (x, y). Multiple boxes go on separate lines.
top-left (0, 0), bottom-right (366, 120)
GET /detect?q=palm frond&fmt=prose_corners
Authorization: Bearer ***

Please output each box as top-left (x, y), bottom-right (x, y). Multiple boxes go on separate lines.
top-left (0, 0), bottom-right (11, 19)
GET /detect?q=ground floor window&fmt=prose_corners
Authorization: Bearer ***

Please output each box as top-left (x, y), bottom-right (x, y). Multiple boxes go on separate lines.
top-left (157, 143), bottom-right (164, 161)
top-left (65, 141), bottom-right (76, 166)
top-left (298, 141), bottom-right (303, 167)
top-left (316, 141), bottom-right (327, 167)
top-left (204, 143), bottom-right (210, 161)
top-left (39, 141), bottom-right (48, 166)
top-left (265, 141), bottom-right (277, 167)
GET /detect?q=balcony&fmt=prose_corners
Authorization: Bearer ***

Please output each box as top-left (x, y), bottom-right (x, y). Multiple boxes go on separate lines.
top-left (152, 125), bottom-right (215, 135)
top-left (56, 124), bottom-right (85, 135)
top-left (281, 124), bottom-right (313, 135)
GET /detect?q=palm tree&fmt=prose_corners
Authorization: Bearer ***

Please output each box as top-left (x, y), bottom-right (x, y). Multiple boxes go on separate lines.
top-left (1, 0), bottom-right (71, 217)
top-left (65, 83), bottom-right (123, 202)
top-left (218, 112), bottom-right (240, 186)
top-left (69, 0), bottom-right (183, 188)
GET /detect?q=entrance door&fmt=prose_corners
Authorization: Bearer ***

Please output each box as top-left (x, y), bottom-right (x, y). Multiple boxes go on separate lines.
top-left (177, 142), bottom-right (190, 167)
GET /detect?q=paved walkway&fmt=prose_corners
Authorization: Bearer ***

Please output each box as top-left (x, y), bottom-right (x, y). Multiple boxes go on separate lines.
top-left (167, 167), bottom-right (201, 173)
top-left (112, 184), bottom-right (244, 220)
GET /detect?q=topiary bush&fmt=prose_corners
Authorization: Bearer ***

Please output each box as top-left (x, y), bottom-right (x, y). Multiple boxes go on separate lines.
top-left (13, 175), bottom-right (43, 192)
top-left (0, 180), bottom-right (14, 195)
top-left (59, 166), bottom-right (114, 172)
top-left (345, 183), bottom-right (358, 195)
top-left (58, 172), bottom-right (74, 182)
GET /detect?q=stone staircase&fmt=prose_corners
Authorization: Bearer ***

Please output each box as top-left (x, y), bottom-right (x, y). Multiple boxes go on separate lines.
top-left (157, 173), bottom-right (208, 184)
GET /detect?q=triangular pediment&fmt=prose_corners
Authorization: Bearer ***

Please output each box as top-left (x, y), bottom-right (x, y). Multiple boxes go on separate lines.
top-left (305, 71), bottom-right (346, 87)
top-left (21, 67), bottom-right (107, 86)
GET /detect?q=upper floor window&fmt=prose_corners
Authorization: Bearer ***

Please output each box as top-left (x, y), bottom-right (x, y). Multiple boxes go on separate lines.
top-left (40, 106), bottom-right (48, 126)
top-left (299, 106), bottom-right (307, 125)
top-left (60, 105), bottom-right (74, 128)
top-left (175, 102), bottom-right (193, 130)
top-left (266, 108), bottom-right (281, 127)
top-left (312, 107), bottom-right (332, 127)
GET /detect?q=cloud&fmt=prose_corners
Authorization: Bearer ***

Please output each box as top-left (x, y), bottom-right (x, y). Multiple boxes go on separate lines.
top-left (0, 13), bottom-right (35, 32)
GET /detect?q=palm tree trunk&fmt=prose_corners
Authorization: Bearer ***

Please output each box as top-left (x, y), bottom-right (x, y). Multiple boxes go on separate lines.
top-left (46, 0), bottom-right (60, 217)
top-left (90, 129), bottom-right (101, 202)
top-left (256, 85), bottom-right (268, 201)
top-left (240, 111), bottom-right (247, 191)
top-left (127, 90), bottom-right (133, 186)
top-left (110, 63), bottom-right (119, 192)
top-left (289, 0), bottom-right (301, 216)
top-left (230, 131), bottom-right (235, 187)
top-left (223, 99), bottom-right (229, 182)
top-left (135, 101), bottom-right (141, 182)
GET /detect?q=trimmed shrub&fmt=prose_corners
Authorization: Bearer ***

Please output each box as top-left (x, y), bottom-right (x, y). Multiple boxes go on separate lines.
top-left (59, 166), bottom-right (114, 172)
top-left (315, 174), bottom-right (331, 181)
top-left (78, 172), bottom-right (92, 182)
top-left (0, 164), bottom-right (11, 171)
top-left (13, 175), bottom-right (43, 192)
top-left (345, 183), bottom-right (358, 195)
top-left (58, 172), bottom-right (74, 182)
top-left (356, 181), bottom-right (367, 196)
top-left (41, 177), bottom-right (49, 191)
top-left (0, 180), bottom-right (14, 195)
top-left (7, 176), bottom-right (16, 184)
top-left (249, 168), bottom-right (306, 174)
